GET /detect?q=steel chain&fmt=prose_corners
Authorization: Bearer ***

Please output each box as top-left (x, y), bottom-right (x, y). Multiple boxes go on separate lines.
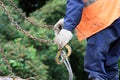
top-left (0, 47), bottom-right (36, 80)
top-left (0, 0), bottom-right (53, 43)
top-left (0, 47), bottom-right (14, 76)
top-left (0, 1), bottom-right (54, 79)
top-left (7, 0), bottom-right (53, 29)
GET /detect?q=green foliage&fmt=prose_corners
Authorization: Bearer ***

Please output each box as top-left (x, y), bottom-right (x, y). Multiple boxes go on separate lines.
top-left (0, 0), bottom-right (89, 80)
top-left (0, 0), bottom-right (50, 79)
top-left (0, 39), bottom-right (49, 80)
top-left (38, 44), bottom-right (70, 80)
top-left (30, 0), bottom-right (66, 24)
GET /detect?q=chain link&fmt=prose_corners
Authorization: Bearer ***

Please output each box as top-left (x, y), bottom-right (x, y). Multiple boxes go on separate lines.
top-left (0, 47), bottom-right (36, 80)
top-left (0, 1), bottom-right (54, 79)
top-left (8, 0), bottom-right (53, 29)
top-left (0, 47), bottom-right (14, 76)
top-left (0, 0), bottom-right (54, 43)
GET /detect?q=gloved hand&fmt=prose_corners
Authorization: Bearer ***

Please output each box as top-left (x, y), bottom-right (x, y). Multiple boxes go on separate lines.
top-left (54, 29), bottom-right (73, 49)
top-left (54, 18), bottom-right (64, 36)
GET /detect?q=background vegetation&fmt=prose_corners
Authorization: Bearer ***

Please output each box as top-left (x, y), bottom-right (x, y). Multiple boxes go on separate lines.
top-left (0, 0), bottom-right (88, 80)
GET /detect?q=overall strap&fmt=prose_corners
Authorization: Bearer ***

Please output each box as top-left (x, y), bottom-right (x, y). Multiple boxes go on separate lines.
top-left (84, 0), bottom-right (97, 7)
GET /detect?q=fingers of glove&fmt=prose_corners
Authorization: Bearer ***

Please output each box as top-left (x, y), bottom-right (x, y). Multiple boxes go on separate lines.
top-left (54, 36), bottom-right (68, 49)
top-left (54, 29), bottom-right (73, 49)
top-left (54, 36), bottom-right (64, 49)
top-left (54, 26), bottom-right (61, 36)
top-left (54, 36), bottom-right (70, 49)
top-left (58, 18), bottom-right (64, 28)
top-left (54, 24), bottom-right (62, 31)
top-left (54, 18), bottom-right (64, 35)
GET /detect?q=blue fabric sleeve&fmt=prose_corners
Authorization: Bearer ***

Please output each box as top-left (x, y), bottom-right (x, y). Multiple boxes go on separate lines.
top-left (64, 0), bottom-right (84, 31)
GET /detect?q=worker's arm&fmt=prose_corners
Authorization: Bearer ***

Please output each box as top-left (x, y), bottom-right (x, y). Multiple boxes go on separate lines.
top-left (54, 0), bottom-right (84, 49)
top-left (64, 0), bottom-right (84, 31)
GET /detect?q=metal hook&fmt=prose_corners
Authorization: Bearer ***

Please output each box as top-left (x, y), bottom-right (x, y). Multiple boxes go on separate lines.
top-left (55, 45), bottom-right (72, 64)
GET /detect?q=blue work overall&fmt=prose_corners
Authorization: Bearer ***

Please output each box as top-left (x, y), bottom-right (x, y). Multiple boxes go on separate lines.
top-left (84, 18), bottom-right (120, 80)
top-left (64, 0), bottom-right (120, 79)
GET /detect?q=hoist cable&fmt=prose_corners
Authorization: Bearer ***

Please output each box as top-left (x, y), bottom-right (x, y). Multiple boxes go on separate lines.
top-left (61, 51), bottom-right (73, 80)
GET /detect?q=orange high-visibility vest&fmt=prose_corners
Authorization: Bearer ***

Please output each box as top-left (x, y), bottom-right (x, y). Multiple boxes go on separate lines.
top-left (75, 0), bottom-right (120, 41)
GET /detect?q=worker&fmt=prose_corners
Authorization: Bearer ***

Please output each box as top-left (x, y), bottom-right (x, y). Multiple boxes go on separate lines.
top-left (54, 0), bottom-right (120, 80)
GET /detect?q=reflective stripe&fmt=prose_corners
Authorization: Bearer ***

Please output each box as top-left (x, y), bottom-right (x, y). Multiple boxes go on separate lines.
top-left (84, 0), bottom-right (97, 7)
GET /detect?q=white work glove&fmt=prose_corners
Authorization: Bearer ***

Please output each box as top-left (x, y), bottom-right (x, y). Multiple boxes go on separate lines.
top-left (54, 18), bottom-right (64, 36)
top-left (54, 29), bottom-right (73, 49)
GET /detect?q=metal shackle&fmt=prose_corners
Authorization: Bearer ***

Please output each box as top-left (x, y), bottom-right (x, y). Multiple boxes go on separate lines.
top-left (55, 45), bottom-right (72, 65)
